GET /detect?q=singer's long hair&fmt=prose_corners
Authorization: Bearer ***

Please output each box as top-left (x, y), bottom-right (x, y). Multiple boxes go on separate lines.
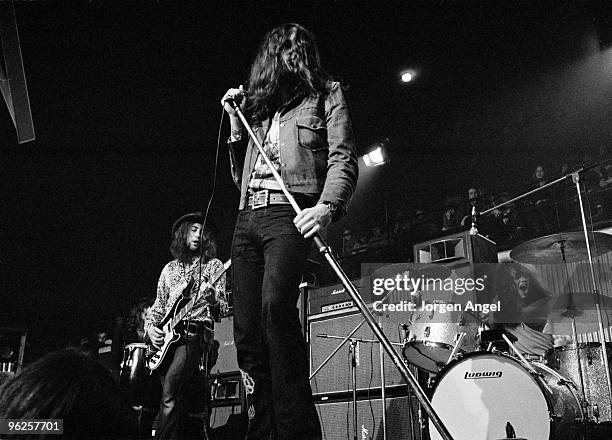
top-left (170, 222), bottom-right (217, 264)
top-left (246, 23), bottom-right (333, 120)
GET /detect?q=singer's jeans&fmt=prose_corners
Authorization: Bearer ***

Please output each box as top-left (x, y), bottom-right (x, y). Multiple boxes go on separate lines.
top-left (232, 205), bottom-right (322, 440)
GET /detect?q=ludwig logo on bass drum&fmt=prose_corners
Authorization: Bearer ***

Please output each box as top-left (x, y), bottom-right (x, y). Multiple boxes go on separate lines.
top-left (464, 370), bottom-right (503, 379)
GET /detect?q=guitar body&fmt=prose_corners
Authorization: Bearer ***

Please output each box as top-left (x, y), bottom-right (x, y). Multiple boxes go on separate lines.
top-left (145, 294), bottom-right (190, 371)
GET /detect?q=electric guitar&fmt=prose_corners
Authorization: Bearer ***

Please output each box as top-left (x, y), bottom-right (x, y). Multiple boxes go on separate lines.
top-left (145, 259), bottom-right (231, 371)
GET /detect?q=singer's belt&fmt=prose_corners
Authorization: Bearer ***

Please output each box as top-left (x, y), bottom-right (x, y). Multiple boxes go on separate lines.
top-left (247, 189), bottom-right (291, 210)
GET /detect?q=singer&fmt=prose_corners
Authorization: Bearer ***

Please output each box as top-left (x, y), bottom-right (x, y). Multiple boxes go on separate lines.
top-left (221, 23), bottom-right (358, 440)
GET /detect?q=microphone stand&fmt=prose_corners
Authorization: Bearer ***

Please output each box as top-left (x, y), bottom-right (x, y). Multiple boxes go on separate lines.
top-left (227, 99), bottom-right (454, 440)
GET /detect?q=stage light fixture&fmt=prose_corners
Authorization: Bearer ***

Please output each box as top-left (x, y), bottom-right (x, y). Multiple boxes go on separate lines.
top-left (401, 72), bottom-right (413, 83)
top-left (399, 69), bottom-right (417, 84)
top-left (363, 146), bottom-right (386, 167)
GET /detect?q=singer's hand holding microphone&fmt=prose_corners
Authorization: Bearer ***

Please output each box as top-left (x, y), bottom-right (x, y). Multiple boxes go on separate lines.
top-left (221, 85), bottom-right (246, 118)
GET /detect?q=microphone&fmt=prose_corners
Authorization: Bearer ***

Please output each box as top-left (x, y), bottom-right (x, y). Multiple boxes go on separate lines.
top-left (223, 90), bottom-right (245, 110)
top-left (469, 206), bottom-right (478, 235)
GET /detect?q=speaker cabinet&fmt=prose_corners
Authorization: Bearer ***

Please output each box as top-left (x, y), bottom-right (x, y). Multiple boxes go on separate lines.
top-left (316, 394), bottom-right (420, 440)
top-left (414, 231), bottom-right (497, 266)
top-left (309, 311), bottom-right (406, 395)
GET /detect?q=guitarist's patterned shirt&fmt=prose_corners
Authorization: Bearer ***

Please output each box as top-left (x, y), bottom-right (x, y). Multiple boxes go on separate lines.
top-left (145, 257), bottom-right (228, 331)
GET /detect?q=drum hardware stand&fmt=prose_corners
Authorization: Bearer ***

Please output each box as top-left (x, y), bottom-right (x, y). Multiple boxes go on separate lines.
top-left (558, 239), bottom-right (589, 409)
top-left (378, 315), bottom-right (388, 440)
top-left (501, 333), bottom-right (541, 377)
top-left (228, 98), bottom-right (453, 440)
top-left (571, 170), bottom-right (612, 419)
top-left (401, 325), bottom-right (424, 440)
top-left (481, 162), bottom-right (612, 417)
top-left (446, 332), bottom-right (466, 364)
top-left (349, 339), bottom-right (358, 440)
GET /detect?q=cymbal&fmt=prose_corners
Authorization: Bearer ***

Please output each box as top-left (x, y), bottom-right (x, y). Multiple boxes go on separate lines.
top-left (545, 293), bottom-right (612, 334)
top-left (510, 232), bottom-right (612, 264)
top-left (370, 262), bottom-right (452, 281)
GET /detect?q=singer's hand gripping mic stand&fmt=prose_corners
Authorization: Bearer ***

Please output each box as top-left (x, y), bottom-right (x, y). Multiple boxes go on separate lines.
top-left (226, 97), bottom-right (454, 440)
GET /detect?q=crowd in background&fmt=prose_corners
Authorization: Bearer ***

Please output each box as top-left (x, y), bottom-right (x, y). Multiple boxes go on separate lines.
top-left (336, 147), bottom-right (612, 278)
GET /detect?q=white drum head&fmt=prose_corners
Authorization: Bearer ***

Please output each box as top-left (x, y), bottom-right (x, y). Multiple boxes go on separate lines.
top-left (429, 353), bottom-right (550, 440)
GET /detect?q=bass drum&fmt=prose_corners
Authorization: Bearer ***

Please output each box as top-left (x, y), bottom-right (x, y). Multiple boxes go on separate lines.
top-left (428, 352), bottom-right (584, 440)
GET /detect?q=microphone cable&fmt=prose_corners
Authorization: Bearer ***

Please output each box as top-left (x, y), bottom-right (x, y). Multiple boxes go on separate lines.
top-left (179, 107), bottom-right (228, 427)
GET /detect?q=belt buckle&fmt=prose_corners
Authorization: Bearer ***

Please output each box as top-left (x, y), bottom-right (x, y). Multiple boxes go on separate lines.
top-left (251, 189), bottom-right (269, 210)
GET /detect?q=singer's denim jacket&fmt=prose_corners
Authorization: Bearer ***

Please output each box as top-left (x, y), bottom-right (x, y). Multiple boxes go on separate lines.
top-left (227, 81), bottom-right (359, 220)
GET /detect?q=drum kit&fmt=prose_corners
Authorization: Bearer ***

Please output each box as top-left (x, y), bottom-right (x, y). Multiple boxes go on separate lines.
top-left (377, 231), bottom-right (612, 440)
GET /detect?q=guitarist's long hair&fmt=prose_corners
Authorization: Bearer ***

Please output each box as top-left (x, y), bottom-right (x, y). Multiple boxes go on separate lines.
top-left (170, 221), bottom-right (217, 264)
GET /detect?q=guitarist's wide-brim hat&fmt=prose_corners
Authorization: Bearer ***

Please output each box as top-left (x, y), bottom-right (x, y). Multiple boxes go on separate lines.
top-left (171, 212), bottom-right (205, 236)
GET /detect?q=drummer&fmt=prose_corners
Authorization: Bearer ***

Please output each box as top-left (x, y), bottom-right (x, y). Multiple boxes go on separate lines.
top-left (485, 263), bottom-right (556, 357)
top-left (112, 297), bottom-right (156, 370)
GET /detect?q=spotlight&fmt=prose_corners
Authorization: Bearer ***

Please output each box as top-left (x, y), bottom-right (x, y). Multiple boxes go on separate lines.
top-left (363, 146), bottom-right (386, 167)
top-left (399, 69), bottom-right (417, 84)
top-left (401, 72), bottom-right (413, 83)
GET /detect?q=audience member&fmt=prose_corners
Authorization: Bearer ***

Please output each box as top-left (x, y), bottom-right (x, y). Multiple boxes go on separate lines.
top-left (0, 348), bottom-right (138, 439)
top-left (441, 195), bottom-right (464, 232)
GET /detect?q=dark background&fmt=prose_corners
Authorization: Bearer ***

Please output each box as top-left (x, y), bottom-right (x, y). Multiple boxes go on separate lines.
top-left (2, 0), bottom-right (612, 360)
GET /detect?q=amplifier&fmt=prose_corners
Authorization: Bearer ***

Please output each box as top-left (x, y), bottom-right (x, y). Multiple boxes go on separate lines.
top-left (309, 311), bottom-right (407, 395)
top-left (213, 316), bottom-right (239, 374)
top-left (208, 370), bottom-right (247, 438)
top-left (307, 277), bottom-right (370, 317)
top-left (209, 371), bottom-right (242, 406)
top-left (316, 394), bottom-right (420, 440)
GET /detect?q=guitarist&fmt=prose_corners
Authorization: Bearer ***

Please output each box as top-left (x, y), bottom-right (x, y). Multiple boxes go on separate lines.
top-left (144, 212), bottom-right (228, 439)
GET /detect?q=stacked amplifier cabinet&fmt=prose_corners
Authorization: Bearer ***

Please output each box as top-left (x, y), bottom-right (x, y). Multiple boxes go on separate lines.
top-left (315, 393), bottom-right (419, 440)
top-left (307, 278), bottom-right (418, 439)
top-left (208, 315), bottom-right (245, 437)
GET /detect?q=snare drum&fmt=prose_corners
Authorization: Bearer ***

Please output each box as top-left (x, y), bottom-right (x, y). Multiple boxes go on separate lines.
top-left (547, 343), bottom-right (612, 423)
top-left (402, 305), bottom-right (481, 372)
top-left (428, 351), bottom-right (584, 440)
